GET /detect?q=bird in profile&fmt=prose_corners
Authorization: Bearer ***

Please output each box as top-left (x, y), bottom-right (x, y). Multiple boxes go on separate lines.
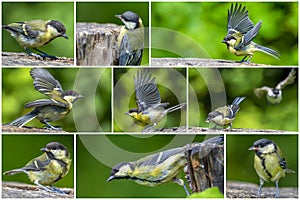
top-left (222, 3), bottom-right (280, 62)
top-left (254, 69), bottom-right (296, 104)
top-left (3, 19), bottom-right (68, 59)
top-left (206, 96), bottom-right (246, 129)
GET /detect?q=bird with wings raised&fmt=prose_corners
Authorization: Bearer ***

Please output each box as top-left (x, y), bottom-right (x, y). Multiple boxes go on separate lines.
top-left (8, 68), bottom-right (83, 130)
top-left (222, 3), bottom-right (280, 62)
top-left (125, 69), bottom-right (186, 131)
top-left (254, 69), bottom-right (296, 104)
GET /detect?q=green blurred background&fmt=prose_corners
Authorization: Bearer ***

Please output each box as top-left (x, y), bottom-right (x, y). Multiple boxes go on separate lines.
top-left (189, 68), bottom-right (298, 131)
top-left (77, 2), bottom-right (149, 65)
top-left (2, 2), bottom-right (74, 58)
top-left (2, 135), bottom-right (74, 189)
top-left (152, 2), bottom-right (298, 65)
top-left (76, 134), bottom-right (222, 197)
top-left (113, 68), bottom-right (186, 132)
top-left (2, 68), bottom-right (111, 132)
top-left (227, 135), bottom-right (298, 188)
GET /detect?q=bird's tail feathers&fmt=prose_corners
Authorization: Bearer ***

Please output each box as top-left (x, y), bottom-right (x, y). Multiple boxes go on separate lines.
top-left (8, 112), bottom-right (37, 128)
top-left (255, 43), bottom-right (280, 60)
top-left (230, 97), bottom-right (246, 117)
top-left (166, 102), bottom-right (186, 114)
top-left (3, 168), bottom-right (25, 176)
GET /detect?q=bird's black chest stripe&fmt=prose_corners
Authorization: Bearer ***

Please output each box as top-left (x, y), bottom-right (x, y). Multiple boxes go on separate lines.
top-left (256, 152), bottom-right (273, 179)
top-left (46, 152), bottom-right (68, 182)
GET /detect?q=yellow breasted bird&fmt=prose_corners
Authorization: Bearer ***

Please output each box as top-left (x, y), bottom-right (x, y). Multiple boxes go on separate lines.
top-left (3, 19), bottom-right (68, 60)
top-left (3, 142), bottom-right (72, 194)
top-left (222, 3), bottom-right (280, 62)
top-left (8, 68), bottom-right (83, 130)
top-left (249, 138), bottom-right (295, 198)
top-left (125, 69), bottom-right (186, 131)
top-left (206, 96), bottom-right (245, 129)
top-left (115, 11), bottom-right (144, 66)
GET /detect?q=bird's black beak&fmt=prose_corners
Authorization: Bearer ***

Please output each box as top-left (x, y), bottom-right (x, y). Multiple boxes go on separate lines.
top-left (124, 112), bottom-right (129, 115)
top-left (62, 33), bottom-right (69, 39)
top-left (106, 175), bottom-right (115, 182)
top-left (41, 147), bottom-right (49, 152)
top-left (115, 14), bottom-right (122, 19)
top-left (248, 146), bottom-right (257, 151)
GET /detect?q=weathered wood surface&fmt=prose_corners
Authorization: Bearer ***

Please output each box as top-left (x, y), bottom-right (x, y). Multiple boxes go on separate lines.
top-left (226, 181), bottom-right (298, 198)
top-left (2, 52), bottom-right (74, 66)
top-left (76, 23), bottom-right (120, 66)
top-left (2, 125), bottom-right (67, 133)
top-left (151, 58), bottom-right (273, 66)
top-left (2, 182), bottom-right (73, 198)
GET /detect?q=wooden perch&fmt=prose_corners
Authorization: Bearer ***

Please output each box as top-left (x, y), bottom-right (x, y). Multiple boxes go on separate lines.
top-left (2, 52), bottom-right (74, 66)
top-left (151, 58), bottom-right (273, 66)
top-left (2, 125), bottom-right (67, 133)
top-left (76, 23), bottom-right (120, 66)
top-left (227, 181), bottom-right (298, 198)
top-left (2, 182), bottom-right (73, 198)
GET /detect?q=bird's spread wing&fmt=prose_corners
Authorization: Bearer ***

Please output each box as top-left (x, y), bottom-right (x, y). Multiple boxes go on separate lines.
top-left (30, 68), bottom-right (64, 99)
top-left (254, 86), bottom-right (272, 98)
top-left (134, 70), bottom-right (161, 111)
top-left (242, 21), bottom-right (262, 46)
top-left (227, 3), bottom-right (254, 35)
top-left (276, 69), bottom-right (296, 90)
top-left (119, 35), bottom-right (143, 66)
top-left (25, 99), bottom-right (67, 108)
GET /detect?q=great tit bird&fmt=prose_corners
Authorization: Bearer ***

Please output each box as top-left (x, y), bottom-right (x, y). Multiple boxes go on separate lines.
top-left (107, 136), bottom-right (224, 196)
top-left (115, 11), bottom-right (144, 66)
top-left (206, 96), bottom-right (246, 129)
top-left (254, 69), bottom-right (296, 104)
top-left (222, 3), bottom-right (280, 62)
top-left (8, 68), bottom-right (83, 130)
top-left (249, 138), bottom-right (295, 198)
top-left (3, 142), bottom-right (72, 194)
top-left (125, 69), bottom-right (186, 131)
top-left (2, 19), bottom-right (68, 60)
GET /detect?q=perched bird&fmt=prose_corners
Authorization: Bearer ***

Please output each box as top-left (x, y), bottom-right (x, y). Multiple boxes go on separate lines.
top-left (8, 68), bottom-right (83, 130)
top-left (249, 138), bottom-right (295, 198)
top-left (2, 19), bottom-right (68, 59)
top-left (206, 96), bottom-right (246, 129)
top-left (125, 69), bottom-right (186, 131)
top-left (107, 136), bottom-right (224, 196)
top-left (254, 69), bottom-right (296, 104)
top-left (222, 3), bottom-right (280, 62)
top-left (115, 11), bottom-right (144, 66)
top-left (3, 142), bottom-right (72, 194)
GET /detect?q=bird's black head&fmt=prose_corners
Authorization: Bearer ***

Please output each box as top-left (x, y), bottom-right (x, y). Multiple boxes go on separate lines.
top-left (125, 108), bottom-right (139, 115)
top-left (107, 162), bottom-right (133, 182)
top-left (116, 11), bottom-right (141, 29)
top-left (47, 20), bottom-right (68, 39)
top-left (62, 90), bottom-right (84, 103)
top-left (41, 142), bottom-right (70, 158)
top-left (249, 138), bottom-right (277, 154)
top-left (272, 88), bottom-right (280, 96)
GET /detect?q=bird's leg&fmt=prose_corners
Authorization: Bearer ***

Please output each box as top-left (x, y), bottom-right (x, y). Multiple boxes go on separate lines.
top-left (238, 56), bottom-right (248, 63)
top-left (50, 185), bottom-right (67, 194)
top-left (34, 48), bottom-right (57, 60)
top-left (25, 48), bottom-right (44, 59)
top-left (274, 180), bottom-right (280, 198)
top-left (257, 178), bottom-right (264, 197)
top-left (173, 177), bottom-right (190, 196)
top-left (142, 124), bottom-right (155, 132)
top-left (34, 180), bottom-right (55, 193)
top-left (43, 121), bottom-right (63, 130)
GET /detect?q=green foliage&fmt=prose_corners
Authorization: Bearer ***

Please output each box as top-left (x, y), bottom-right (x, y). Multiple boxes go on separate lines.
top-left (2, 68), bottom-right (111, 132)
top-left (152, 2), bottom-right (298, 65)
top-left (2, 135), bottom-right (74, 188)
top-left (227, 135), bottom-right (298, 187)
top-left (2, 2), bottom-right (74, 58)
top-left (188, 187), bottom-right (224, 198)
top-left (189, 68), bottom-right (298, 131)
